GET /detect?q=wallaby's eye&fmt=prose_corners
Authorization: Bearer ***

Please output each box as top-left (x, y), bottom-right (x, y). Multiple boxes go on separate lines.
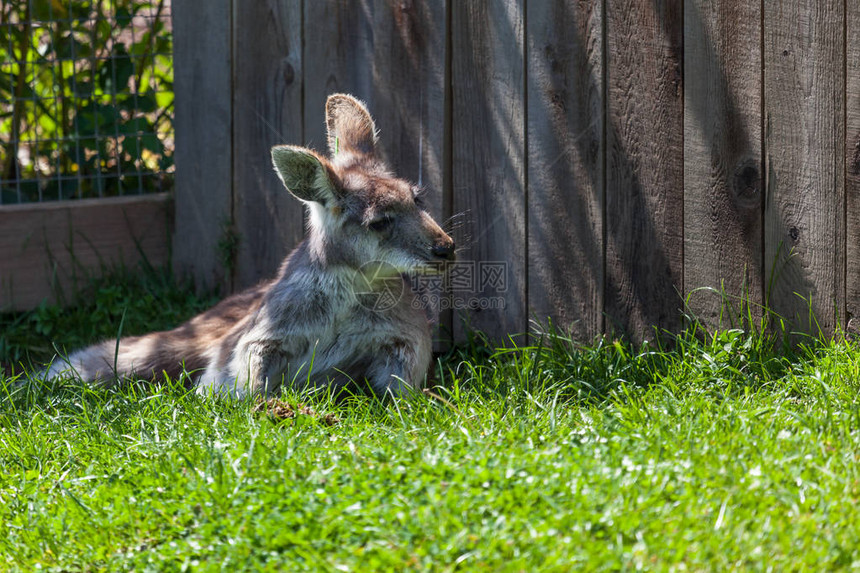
top-left (369, 216), bottom-right (394, 232)
top-left (411, 186), bottom-right (425, 207)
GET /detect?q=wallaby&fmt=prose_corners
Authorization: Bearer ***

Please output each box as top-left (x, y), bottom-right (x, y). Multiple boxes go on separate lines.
top-left (43, 94), bottom-right (455, 398)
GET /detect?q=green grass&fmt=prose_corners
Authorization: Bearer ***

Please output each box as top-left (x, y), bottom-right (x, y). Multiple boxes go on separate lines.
top-left (2, 271), bottom-right (860, 571)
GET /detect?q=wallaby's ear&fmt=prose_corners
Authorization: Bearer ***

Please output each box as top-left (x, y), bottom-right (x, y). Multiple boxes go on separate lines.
top-left (325, 94), bottom-right (378, 158)
top-left (271, 145), bottom-right (339, 205)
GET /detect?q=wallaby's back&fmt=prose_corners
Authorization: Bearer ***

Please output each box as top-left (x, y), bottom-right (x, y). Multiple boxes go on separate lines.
top-left (44, 281), bottom-right (271, 384)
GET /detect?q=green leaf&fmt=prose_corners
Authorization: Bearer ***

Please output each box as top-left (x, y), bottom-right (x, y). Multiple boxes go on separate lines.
top-left (67, 2), bottom-right (93, 20)
top-left (154, 36), bottom-right (172, 55)
top-left (73, 103), bottom-right (119, 137)
top-left (122, 136), bottom-right (140, 158)
top-left (37, 113), bottom-right (57, 133)
top-left (96, 19), bottom-right (112, 44)
top-left (54, 34), bottom-right (91, 60)
top-left (140, 133), bottom-right (163, 155)
top-left (129, 33), bottom-right (151, 58)
top-left (96, 45), bottom-right (134, 93)
top-left (115, 7), bottom-right (133, 27)
top-left (118, 93), bottom-right (156, 113)
top-left (31, 1), bottom-right (68, 21)
top-left (119, 116), bottom-right (153, 136)
top-left (154, 91), bottom-right (173, 109)
top-left (70, 79), bottom-right (93, 98)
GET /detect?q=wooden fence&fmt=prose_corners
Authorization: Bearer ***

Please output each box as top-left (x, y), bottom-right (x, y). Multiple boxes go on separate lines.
top-left (0, 194), bottom-right (171, 311)
top-left (172, 0), bottom-right (860, 343)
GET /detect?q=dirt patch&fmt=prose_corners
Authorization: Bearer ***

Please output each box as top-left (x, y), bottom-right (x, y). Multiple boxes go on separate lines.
top-left (252, 398), bottom-right (340, 426)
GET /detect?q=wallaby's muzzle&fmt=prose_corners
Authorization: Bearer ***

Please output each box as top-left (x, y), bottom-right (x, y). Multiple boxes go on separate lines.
top-left (431, 240), bottom-right (456, 262)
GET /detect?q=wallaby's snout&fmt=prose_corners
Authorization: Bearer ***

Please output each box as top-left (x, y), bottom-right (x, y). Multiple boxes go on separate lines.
top-left (431, 238), bottom-right (455, 262)
top-left (419, 210), bottom-right (456, 265)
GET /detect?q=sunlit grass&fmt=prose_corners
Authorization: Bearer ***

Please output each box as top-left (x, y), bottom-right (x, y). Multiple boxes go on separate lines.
top-left (2, 274), bottom-right (860, 570)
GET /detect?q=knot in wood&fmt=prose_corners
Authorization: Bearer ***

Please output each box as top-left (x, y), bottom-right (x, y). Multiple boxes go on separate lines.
top-left (733, 159), bottom-right (760, 204)
top-left (282, 60), bottom-right (295, 84)
top-left (852, 136), bottom-right (860, 175)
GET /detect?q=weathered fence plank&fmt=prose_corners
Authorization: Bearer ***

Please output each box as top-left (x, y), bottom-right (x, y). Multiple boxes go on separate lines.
top-left (231, 0), bottom-right (305, 289)
top-left (172, 0), bottom-right (232, 292)
top-left (526, 0), bottom-right (604, 339)
top-left (764, 0), bottom-right (844, 333)
top-left (302, 1), bottom-right (446, 220)
top-left (451, 0), bottom-right (526, 341)
top-left (605, 0), bottom-right (684, 340)
top-left (302, 1), bottom-right (374, 154)
top-left (846, 2), bottom-right (860, 334)
top-left (683, 0), bottom-right (763, 328)
top-left (0, 195), bottom-right (171, 310)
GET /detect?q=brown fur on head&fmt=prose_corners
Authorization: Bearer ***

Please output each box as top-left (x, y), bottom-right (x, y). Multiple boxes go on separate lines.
top-left (271, 94), bottom-right (454, 273)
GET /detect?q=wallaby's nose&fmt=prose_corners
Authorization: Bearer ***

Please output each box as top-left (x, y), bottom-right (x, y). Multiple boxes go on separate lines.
top-left (432, 241), bottom-right (456, 261)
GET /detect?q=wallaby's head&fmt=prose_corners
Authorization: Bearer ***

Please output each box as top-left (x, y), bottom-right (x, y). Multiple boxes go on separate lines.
top-left (271, 94), bottom-right (454, 273)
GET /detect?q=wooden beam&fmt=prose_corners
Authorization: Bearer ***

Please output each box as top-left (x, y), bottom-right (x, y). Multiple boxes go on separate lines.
top-left (451, 0), bottom-right (526, 341)
top-left (605, 0), bottom-right (684, 341)
top-left (0, 194), bottom-right (172, 311)
top-left (172, 0), bottom-right (233, 293)
top-left (527, 0), bottom-right (604, 340)
top-left (231, 0), bottom-right (305, 289)
top-left (683, 0), bottom-right (763, 329)
top-left (846, 1), bottom-right (860, 334)
top-left (764, 0), bottom-right (845, 334)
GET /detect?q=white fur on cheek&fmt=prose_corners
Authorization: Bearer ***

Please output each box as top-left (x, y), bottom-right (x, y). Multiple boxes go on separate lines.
top-left (307, 202), bottom-right (335, 234)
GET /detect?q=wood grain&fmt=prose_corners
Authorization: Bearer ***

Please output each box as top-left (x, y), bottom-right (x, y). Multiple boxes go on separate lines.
top-left (302, 1), bottom-right (374, 154)
top-left (683, 0), bottom-right (763, 329)
top-left (526, 0), bottom-right (604, 340)
top-left (764, 0), bottom-right (844, 333)
top-left (451, 0), bottom-right (526, 341)
top-left (171, 0), bottom-right (233, 293)
top-left (232, 0), bottom-right (305, 289)
top-left (846, 1), bottom-right (860, 334)
top-left (0, 194), bottom-right (171, 311)
top-left (605, 0), bottom-right (684, 341)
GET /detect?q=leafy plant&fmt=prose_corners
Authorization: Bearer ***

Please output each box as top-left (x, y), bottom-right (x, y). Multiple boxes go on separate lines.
top-left (0, 0), bottom-right (173, 204)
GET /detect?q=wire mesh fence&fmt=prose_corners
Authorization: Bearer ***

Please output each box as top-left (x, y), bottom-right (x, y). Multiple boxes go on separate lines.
top-left (0, 0), bottom-right (173, 204)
